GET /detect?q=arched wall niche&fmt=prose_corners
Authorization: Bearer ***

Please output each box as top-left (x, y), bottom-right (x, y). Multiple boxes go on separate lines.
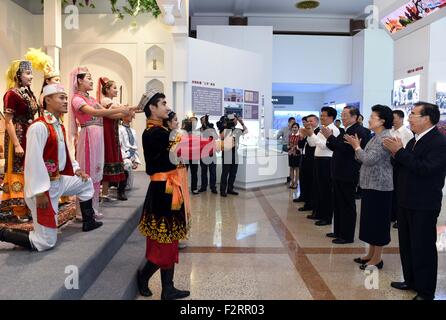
top-left (146, 45), bottom-right (164, 72)
top-left (78, 48), bottom-right (134, 105)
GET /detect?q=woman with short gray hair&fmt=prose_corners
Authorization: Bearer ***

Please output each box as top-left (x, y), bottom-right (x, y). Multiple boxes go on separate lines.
top-left (345, 104), bottom-right (394, 270)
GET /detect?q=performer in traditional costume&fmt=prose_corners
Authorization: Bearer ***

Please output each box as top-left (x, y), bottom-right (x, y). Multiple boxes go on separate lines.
top-left (68, 67), bottom-right (133, 218)
top-left (97, 77), bottom-right (129, 201)
top-left (136, 89), bottom-right (191, 300)
top-left (25, 48), bottom-right (70, 206)
top-left (24, 48), bottom-right (61, 109)
top-left (119, 112), bottom-right (141, 191)
top-left (0, 84), bottom-right (102, 251)
top-left (1, 59), bottom-right (39, 222)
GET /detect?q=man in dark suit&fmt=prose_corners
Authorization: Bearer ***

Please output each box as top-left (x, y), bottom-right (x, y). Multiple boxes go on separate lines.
top-left (294, 116), bottom-right (308, 203)
top-left (295, 115), bottom-right (319, 212)
top-left (323, 106), bottom-right (371, 244)
top-left (384, 102), bottom-right (446, 300)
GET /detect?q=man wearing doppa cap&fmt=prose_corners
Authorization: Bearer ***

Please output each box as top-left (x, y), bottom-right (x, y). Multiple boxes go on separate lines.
top-left (0, 84), bottom-right (102, 251)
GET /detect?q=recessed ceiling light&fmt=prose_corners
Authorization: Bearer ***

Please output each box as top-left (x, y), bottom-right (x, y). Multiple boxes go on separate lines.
top-left (295, 1), bottom-right (320, 10)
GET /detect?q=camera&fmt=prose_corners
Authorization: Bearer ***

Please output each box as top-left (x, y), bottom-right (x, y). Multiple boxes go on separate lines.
top-left (217, 113), bottom-right (237, 132)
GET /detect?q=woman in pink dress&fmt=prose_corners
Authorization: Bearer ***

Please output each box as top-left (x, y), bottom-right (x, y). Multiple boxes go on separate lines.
top-left (68, 67), bottom-right (133, 218)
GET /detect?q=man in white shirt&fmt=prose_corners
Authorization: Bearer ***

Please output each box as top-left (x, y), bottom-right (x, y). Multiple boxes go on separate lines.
top-left (390, 110), bottom-right (414, 228)
top-left (119, 114), bottom-right (141, 191)
top-left (301, 107), bottom-right (340, 226)
top-left (391, 110), bottom-right (414, 147)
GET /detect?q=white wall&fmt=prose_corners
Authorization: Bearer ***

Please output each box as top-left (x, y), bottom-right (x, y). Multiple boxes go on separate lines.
top-left (272, 92), bottom-right (323, 112)
top-left (187, 38), bottom-right (264, 144)
top-left (323, 32), bottom-right (364, 111)
top-left (191, 15), bottom-right (351, 33)
top-left (197, 26), bottom-right (273, 137)
top-left (394, 25), bottom-right (430, 101)
top-left (273, 35), bottom-right (353, 85)
top-left (427, 16), bottom-right (446, 103)
top-left (362, 28), bottom-right (394, 120)
top-left (0, 0), bottom-right (43, 93)
top-left (324, 29), bottom-right (393, 123)
top-left (61, 13), bottom-right (177, 169)
top-left (392, 15), bottom-right (446, 104)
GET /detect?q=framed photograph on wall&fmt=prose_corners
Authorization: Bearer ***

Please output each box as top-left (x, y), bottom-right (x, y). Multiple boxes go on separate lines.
top-left (392, 75), bottom-right (420, 107)
top-left (436, 82), bottom-right (446, 114)
top-left (224, 88), bottom-right (244, 103)
top-left (224, 103), bottom-right (243, 118)
top-left (244, 90), bottom-right (259, 104)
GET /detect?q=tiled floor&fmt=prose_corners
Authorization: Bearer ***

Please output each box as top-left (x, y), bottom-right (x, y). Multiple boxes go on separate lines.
top-left (139, 185), bottom-right (446, 300)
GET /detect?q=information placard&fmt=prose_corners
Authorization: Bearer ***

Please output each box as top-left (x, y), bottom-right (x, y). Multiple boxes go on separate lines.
top-left (192, 86), bottom-right (223, 116)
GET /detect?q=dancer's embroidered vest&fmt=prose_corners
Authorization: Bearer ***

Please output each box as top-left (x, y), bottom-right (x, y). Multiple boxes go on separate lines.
top-left (32, 116), bottom-right (74, 180)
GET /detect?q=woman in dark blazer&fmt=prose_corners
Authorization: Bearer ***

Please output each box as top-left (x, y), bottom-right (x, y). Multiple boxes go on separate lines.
top-left (345, 105), bottom-right (394, 270)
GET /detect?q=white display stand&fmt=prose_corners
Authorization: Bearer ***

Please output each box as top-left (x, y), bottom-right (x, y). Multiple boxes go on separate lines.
top-left (234, 145), bottom-right (289, 190)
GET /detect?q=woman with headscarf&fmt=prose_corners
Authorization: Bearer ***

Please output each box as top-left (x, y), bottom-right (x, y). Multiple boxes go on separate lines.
top-left (67, 67), bottom-right (133, 218)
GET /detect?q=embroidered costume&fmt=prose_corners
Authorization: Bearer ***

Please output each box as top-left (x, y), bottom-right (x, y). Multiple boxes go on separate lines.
top-left (1, 60), bottom-right (39, 220)
top-left (0, 84), bottom-right (102, 251)
top-left (68, 67), bottom-right (104, 214)
top-left (119, 122), bottom-right (141, 190)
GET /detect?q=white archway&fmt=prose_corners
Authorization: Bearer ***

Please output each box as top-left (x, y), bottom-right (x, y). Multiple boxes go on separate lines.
top-left (79, 48), bottom-right (134, 105)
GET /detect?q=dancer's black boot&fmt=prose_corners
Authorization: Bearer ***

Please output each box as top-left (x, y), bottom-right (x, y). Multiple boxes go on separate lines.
top-left (117, 172), bottom-right (128, 201)
top-left (137, 260), bottom-right (159, 297)
top-left (0, 227), bottom-right (34, 250)
top-left (79, 199), bottom-right (103, 232)
top-left (161, 265), bottom-right (190, 300)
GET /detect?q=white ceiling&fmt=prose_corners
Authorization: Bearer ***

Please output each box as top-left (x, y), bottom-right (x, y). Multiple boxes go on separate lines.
top-left (273, 83), bottom-right (347, 93)
top-left (12, 0), bottom-right (374, 18)
top-left (190, 0), bottom-right (374, 18)
top-left (11, 0), bottom-right (139, 14)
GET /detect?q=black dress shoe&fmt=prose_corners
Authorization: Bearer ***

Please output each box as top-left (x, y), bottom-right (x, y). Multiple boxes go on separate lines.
top-left (220, 192), bottom-right (227, 197)
top-left (293, 197), bottom-right (304, 203)
top-left (298, 207), bottom-right (312, 212)
top-left (227, 190), bottom-right (239, 195)
top-left (315, 220), bottom-right (331, 226)
top-left (390, 281), bottom-right (413, 291)
top-left (332, 238), bottom-right (353, 244)
top-left (326, 233), bottom-right (337, 238)
top-left (354, 257), bottom-right (371, 264)
top-left (198, 188), bottom-right (207, 193)
top-left (306, 213), bottom-right (319, 220)
top-left (360, 260), bottom-right (383, 270)
top-left (413, 294), bottom-right (433, 300)
top-left (211, 189), bottom-right (218, 194)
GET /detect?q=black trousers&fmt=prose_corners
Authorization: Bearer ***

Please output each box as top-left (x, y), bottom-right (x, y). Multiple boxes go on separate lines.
top-left (301, 157), bottom-right (315, 208)
top-left (397, 207), bottom-right (439, 299)
top-left (220, 164), bottom-right (238, 193)
top-left (200, 159), bottom-right (217, 191)
top-left (332, 179), bottom-right (357, 241)
top-left (391, 168), bottom-right (399, 222)
top-left (186, 163), bottom-right (199, 191)
top-left (313, 157), bottom-right (333, 221)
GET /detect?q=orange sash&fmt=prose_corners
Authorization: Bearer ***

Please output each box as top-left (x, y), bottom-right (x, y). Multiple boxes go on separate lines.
top-left (150, 167), bottom-right (191, 223)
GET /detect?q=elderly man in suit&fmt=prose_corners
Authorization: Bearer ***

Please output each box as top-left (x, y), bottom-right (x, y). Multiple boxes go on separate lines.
top-left (384, 102), bottom-right (446, 300)
top-left (323, 106), bottom-right (371, 244)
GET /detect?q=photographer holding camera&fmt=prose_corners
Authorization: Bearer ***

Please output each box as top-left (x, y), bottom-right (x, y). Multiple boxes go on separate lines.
top-left (199, 115), bottom-right (218, 194)
top-left (217, 113), bottom-right (248, 197)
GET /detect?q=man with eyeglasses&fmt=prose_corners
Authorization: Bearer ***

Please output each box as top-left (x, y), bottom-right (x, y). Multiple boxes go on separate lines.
top-left (383, 102), bottom-right (446, 300)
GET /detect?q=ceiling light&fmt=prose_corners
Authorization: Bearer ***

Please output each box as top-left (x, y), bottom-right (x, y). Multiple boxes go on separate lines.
top-left (295, 1), bottom-right (320, 10)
